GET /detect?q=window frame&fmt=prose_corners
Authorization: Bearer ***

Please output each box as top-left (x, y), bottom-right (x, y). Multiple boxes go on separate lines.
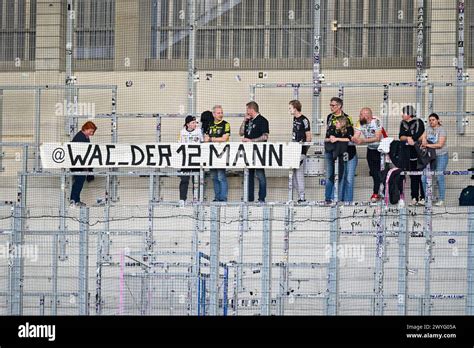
top-left (72, 0), bottom-right (116, 72)
top-left (0, 0), bottom-right (36, 71)
top-left (147, 0), bottom-right (431, 71)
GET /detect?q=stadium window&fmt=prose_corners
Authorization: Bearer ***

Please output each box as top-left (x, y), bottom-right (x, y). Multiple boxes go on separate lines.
top-left (147, 0), bottom-right (430, 70)
top-left (0, 0), bottom-right (36, 71)
top-left (324, 0), bottom-right (431, 68)
top-left (73, 0), bottom-right (115, 70)
top-left (150, 0), bottom-right (189, 65)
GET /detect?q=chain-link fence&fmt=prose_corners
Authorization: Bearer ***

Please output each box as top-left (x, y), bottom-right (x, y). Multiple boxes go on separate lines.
top-left (1, 203), bottom-right (473, 315)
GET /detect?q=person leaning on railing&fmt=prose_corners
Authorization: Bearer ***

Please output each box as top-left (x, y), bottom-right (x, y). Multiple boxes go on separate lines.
top-left (399, 105), bottom-right (425, 206)
top-left (421, 113), bottom-right (448, 206)
top-left (204, 105), bottom-right (230, 202)
top-left (70, 121), bottom-right (97, 207)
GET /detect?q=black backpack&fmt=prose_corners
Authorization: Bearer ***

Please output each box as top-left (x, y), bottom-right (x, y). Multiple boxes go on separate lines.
top-left (459, 186), bottom-right (474, 206)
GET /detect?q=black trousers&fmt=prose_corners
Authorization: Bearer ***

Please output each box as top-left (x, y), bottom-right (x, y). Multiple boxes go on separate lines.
top-left (408, 159), bottom-right (425, 200)
top-left (179, 169), bottom-right (199, 201)
top-left (367, 148), bottom-right (382, 195)
top-left (70, 175), bottom-right (86, 203)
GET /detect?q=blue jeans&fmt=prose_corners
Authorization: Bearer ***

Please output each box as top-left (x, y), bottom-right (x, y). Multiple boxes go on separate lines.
top-left (211, 169), bottom-right (228, 201)
top-left (70, 175), bottom-right (86, 203)
top-left (325, 152), bottom-right (345, 201)
top-left (339, 155), bottom-right (358, 202)
top-left (422, 153), bottom-right (448, 201)
top-left (248, 169), bottom-right (266, 202)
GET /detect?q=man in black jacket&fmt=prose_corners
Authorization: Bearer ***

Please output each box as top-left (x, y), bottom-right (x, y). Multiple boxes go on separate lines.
top-left (399, 105), bottom-right (425, 205)
top-left (240, 101), bottom-right (269, 202)
top-left (70, 121), bottom-right (97, 206)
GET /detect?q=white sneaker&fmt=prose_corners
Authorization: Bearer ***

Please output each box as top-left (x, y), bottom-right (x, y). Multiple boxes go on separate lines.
top-left (409, 198), bottom-right (417, 206)
top-left (398, 199), bottom-right (405, 209)
top-left (179, 200), bottom-right (185, 207)
top-left (434, 200), bottom-right (444, 206)
top-left (417, 198), bottom-right (425, 206)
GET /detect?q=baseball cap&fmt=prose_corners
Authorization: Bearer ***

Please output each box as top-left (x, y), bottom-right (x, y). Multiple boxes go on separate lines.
top-left (184, 115), bottom-right (196, 126)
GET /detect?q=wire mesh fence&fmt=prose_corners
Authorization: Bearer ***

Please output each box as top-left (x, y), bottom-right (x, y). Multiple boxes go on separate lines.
top-left (1, 203), bottom-right (473, 316)
top-left (0, 0), bottom-right (473, 318)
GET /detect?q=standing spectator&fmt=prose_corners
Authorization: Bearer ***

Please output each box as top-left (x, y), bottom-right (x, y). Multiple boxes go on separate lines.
top-left (239, 101), bottom-right (269, 203)
top-left (421, 113), bottom-right (448, 206)
top-left (70, 121), bottom-right (97, 207)
top-left (289, 100), bottom-right (312, 203)
top-left (204, 105), bottom-right (230, 202)
top-left (325, 116), bottom-right (355, 202)
top-left (399, 105), bottom-right (425, 206)
top-left (352, 107), bottom-right (383, 202)
top-left (200, 110), bottom-right (214, 136)
top-left (178, 115), bottom-right (203, 204)
top-left (324, 97), bottom-right (355, 203)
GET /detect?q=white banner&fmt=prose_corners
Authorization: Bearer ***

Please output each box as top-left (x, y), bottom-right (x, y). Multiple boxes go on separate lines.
top-left (40, 142), bottom-right (302, 169)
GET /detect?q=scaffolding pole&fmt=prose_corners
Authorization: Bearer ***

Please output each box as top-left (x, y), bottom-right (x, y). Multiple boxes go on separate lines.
top-left (382, 85), bottom-right (389, 131)
top-left (109, 88), bottom-right (119, 201)
top-left (78, 207), bottom-right (89, 315)
top-left (467, 206), bottom-right (474, 315)
top-left (261, 206), bottom-right (272, 316)
top-left (34, 88), bottom-right (41, 171)
top-left (397, 208), bottom-right (409, 315)
top-left (326, 205), bottom-right (339, 315)
top-left (191, 205), bottom-right (202, 315)
top-left (209, 205), bottom-right (220, 315)
top-left (9, 205), bottom-right (24, 315)
top-left (58, 173), bottom-right (68, 262)
top-left (279, 170), bottom-right (294, 315)
top-left (65, 0), bottom-right (76, 136)
top-left (415, 0), bottom-right (426, 120)
top-left (373, 203), bottom-right (387, 315)
top-left (423, 164), bottom-right (434, 315)
top-left (187, 0), bottom-right (196, 116)
top-left (312, 0), bottom-right (322, 135)
top-left (456, 0), bottom-right (466, 135)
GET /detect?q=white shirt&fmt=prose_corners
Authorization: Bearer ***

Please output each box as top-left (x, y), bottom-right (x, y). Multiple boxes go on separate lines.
top-left (355, 117), bottom-right (382, 150)
top-left (179, 127), bottom-right (203, 143)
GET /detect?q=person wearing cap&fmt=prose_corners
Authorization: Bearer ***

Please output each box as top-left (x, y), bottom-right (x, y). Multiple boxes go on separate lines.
top-left (204, 105), bottom-right (230, 202)
top-left (399, 105), bottom-right (425, 206)
top-left (178, 115), bottom-right (203, 204)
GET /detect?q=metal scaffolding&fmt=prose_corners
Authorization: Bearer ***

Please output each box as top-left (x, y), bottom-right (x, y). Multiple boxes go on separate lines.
top-left (5, 196), bottom-right (474, 316)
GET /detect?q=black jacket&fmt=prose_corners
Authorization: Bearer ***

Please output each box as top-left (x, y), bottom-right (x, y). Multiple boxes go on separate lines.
top-left (71, 131), bottom-right (92, 172)
top-left (415, 141), bottom-right (437, 170)
top-left (399, 117), bottom-right (425, 160)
